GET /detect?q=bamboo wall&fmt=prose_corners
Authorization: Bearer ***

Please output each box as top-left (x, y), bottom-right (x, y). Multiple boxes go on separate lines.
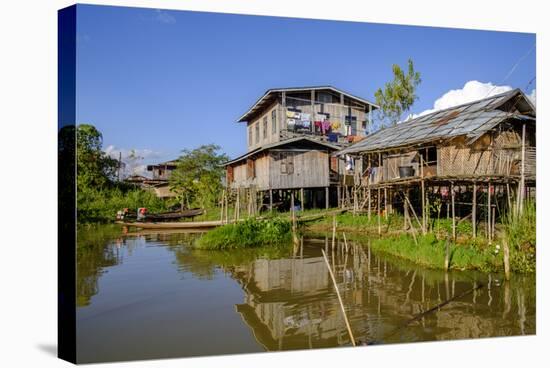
top-left (359, 125), bottom-right (535, 185)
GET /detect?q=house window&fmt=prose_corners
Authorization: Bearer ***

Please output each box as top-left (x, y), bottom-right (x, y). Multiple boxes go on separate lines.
top-left (263, 116), bottom-right (268, 139)
top-left (255, 123), bottom-right (260, 144)
top-left (271, 109), bottom-right (277, 134)
top-left (280, 152), bottom-right (294, 174)
top-left (248, 125), bottom-right (253, 146)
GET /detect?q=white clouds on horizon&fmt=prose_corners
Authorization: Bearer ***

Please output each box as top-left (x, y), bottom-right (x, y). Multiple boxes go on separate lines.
top-left (408, 80), bottom-right (514, 120)
top-left (104, 145), bottom-right (164, 178)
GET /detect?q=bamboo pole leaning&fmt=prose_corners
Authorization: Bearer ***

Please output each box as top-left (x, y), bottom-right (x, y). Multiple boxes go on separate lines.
top-left (321, 249), bottom-right (356, 346)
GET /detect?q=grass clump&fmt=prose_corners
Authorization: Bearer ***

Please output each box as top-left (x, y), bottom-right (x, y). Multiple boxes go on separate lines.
top-left (502, 201), bottom-right (536, 273)
top-left (367, 233), bottom-right (501, 272)
top-left (195, 217), bottom-right (292, 250)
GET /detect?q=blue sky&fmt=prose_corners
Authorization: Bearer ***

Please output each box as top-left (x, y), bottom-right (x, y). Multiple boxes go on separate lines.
top-left (75, 4), bottom-right (536, 174)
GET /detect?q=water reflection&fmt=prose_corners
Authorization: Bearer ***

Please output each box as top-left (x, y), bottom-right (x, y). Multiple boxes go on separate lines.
top-left (76, 227), bottom-right (535, 362)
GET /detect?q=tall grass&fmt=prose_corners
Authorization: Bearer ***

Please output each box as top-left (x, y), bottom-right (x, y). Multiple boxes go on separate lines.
top-left (502, 200), bottom-right (536, 273)
top-left (195, 217), bottom-right (292, 250)
top-left (366, 233), bottom-right (501, 272)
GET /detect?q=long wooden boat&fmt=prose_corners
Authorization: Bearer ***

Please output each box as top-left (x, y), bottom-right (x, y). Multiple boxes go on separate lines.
top-left (116, 220), bottom-right (222, 229)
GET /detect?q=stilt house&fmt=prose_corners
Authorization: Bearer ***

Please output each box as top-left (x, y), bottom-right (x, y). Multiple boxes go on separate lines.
top-left (224, 86), bottom-right (378, 211)
top-left (338, 88), bottom-right (536, 239)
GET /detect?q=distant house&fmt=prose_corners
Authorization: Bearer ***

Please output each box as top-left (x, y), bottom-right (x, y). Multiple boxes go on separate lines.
top-left (146, 160), bottom-right (178, 180)
top-left (124, 159), bottom-right (180, 199)
top-left (224, 86), bottom-right (378, 211)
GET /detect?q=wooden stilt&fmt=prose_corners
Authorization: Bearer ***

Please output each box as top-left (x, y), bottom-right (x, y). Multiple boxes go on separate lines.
top-left (488, 182), bottom-right (492, 243)
top-left (384, 187), bottom-right (388, 220)
top-left (519, 122), bottom-right (526, 215)
top-left (472, 182), bottom-right (477, 238)
top-left (420, 155), bottom-right (426, 235)
top-left (377, 187), bottom-right (381, 235)
top-left (451, 182), bottom-right (456, 241)
top-left (220, 190), bottom-right (225, 223)
top-left (325, 186), bottom-right (329, 209)
top-left (269, 189), bottom-right (273, 212)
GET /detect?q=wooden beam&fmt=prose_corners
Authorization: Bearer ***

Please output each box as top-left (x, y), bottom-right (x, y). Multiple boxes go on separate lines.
top-left (325, 187), bottom-right (329, 209)
top-left (269, 189), bottom-right (273, 211)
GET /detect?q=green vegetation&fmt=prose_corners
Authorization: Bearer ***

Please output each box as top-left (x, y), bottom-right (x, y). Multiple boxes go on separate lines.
top-left (503, 201), bottom-right (536, 273)
top-left (77, 185), bottom-right (168, 223)
top-left (363, 233), bottom-right (500, 272)
top-left (195, 218), bottom-right (292, 250)
top-left (306, 209), bottom-right (534, 273)
top-left (374, 58), bottom-right (422, 126)
top-left (75, 124), bottom-right (170, 223)
top-left (169, 144), bottom-right (228, 211)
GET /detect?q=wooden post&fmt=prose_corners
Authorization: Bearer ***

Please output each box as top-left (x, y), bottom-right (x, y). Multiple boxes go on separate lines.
top-left (300, 187), bottom-right (304, 211)
top-left (220, 190), bottom-right (225, 223)
top-left (377, 187), bottom-right (381, 235)
top-left (367, 153), bottom-right (371, 220)
top-left (384, 187), bottom-right (388, 220)
top-left (519, 122), bottom-right (526, 215)
top-left (337, 185), bottom-right (341, 209)
top-left (451, 182), bottom-right (456, 241)
top-left (291, 191), bottom-right (295, 215)
top-left (269, 189), bottom-right (273, 212)
top-left (503, 238), bottom-right (511, 281)
top-left (321, 249), bottom-right (356, 346)
top-left (472, 182), bottom-right (477, 238)
top-left (325, 186), bottom-right (329, 209)
top-left (421, 155), bottom-right (426, 234)
top-left (444, 237), bottom-right (450, 271)
top-left (225, 191), bottom-right (229, 223)
top-left (488, 182), bottom-right (492, 242)
top-left (331, 215), bottom-right (337, 250)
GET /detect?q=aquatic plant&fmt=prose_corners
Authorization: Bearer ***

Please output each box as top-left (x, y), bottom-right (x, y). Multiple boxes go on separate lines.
top-left (195, 217), bottom-right (293, 250)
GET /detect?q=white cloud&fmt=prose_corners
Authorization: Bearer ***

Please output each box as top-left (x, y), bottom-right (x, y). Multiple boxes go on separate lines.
top-left (527, 89), bottom-right (536, 106)
top-left (104, 146), bottom-right (164, 179)
top-left (410, 80), bottom-right (514, 120)
top-left (153, 9), bottom-right (176, 24)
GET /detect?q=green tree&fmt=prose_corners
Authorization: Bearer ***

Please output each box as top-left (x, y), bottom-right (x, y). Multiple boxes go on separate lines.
top-left (169, 144), bottom-right (229, 210)
top-left (374, 58), bottom-right (422, 126)
top-left (76, 124), bottom-right (118, 189)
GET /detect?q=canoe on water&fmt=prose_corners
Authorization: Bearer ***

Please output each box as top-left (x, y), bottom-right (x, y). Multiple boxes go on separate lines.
top-left (116, 220), bottom-right (222, 229)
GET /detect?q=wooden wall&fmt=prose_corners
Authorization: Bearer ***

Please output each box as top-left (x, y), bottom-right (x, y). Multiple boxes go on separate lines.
top-left (269, 150), bottom-right (330, 190)
top-left (227, 149), bottom-right (331, 190)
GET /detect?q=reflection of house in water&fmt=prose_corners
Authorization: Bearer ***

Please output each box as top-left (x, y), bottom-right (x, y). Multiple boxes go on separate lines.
top-left (232, 254), bottom-right (350, 350)
top-left (226, 241), bottom-right (535, 349)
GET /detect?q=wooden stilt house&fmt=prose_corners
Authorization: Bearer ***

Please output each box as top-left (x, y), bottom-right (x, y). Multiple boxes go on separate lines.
top-left (338, 88), bottom-right (536, 239)
top-left (224, 86), bottom-right (378, 212)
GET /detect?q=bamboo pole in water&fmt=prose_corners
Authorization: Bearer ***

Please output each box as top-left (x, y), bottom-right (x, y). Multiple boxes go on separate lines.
top-left (503, 238), bottom-right (511, 281)
top-left (321, 249), bottom-right (356, 346)
top-left (331, 215), bottom-right (337, 250)
top-left (343, 232), bottom-right (349, 253)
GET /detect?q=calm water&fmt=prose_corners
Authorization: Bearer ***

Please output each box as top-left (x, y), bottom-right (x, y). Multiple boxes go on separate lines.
top-left (76, 225), bottom-right (535, 363)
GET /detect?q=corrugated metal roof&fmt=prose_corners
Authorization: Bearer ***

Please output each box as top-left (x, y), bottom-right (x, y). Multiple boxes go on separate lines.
top-left (224, 136), bottom-right (341, 166)
top-left (338, 88), bottom-right (535, 155)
